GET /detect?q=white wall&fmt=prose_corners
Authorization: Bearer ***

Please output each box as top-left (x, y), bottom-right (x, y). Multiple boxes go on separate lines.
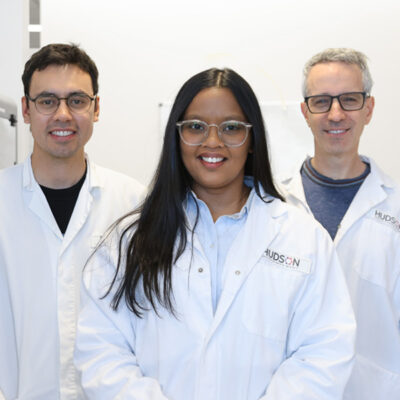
top-left (23, 0), bottom-right (400, 184)
top-left (0, 0), bottom-right (32, 166)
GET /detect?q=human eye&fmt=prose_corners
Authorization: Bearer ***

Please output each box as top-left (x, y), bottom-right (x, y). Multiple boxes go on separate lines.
top-left (340, 93), bottom-right (360, 104)
top-left (37, 95), bottom-right (57, 107)
top-left (312, 96), bottom-right (330, 107)
top-left (221, 121), bottom-right (244, 135)
top-left (184, 121), bottom-right (206, 134)
top-left (68, 94), bottom-right (89, 109)
top-left (339, 92), bottom-right (364, 110)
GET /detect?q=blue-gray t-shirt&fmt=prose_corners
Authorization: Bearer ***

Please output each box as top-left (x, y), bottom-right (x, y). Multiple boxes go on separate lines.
top-left (301, 158), bottom-right (370, 239)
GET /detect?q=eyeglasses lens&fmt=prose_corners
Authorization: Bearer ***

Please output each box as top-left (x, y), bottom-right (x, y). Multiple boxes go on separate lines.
top-left (307, 92), bottom-right (365, 113)
top-left (180, 121), bottom-right (208, 145)
top-left (219, 121), bottom-right (247, 146)
top-left (180, 120), bottom-right (248, 146)
top-left (34, 94), bottom-right (92, 115)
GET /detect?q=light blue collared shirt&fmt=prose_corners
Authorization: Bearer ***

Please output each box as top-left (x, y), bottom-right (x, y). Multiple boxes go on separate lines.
top-left (185, 179), bottom-right (255, 313)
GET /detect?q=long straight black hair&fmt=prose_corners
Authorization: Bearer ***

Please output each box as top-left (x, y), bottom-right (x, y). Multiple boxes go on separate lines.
top-left (107, 68), bottom-right (284, 316)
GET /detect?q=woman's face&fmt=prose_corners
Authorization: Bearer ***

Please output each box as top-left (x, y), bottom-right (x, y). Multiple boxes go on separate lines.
top-left (180, 87), bottom-right (252, 198)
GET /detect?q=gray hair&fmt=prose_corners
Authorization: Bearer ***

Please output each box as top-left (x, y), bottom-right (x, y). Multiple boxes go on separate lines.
top-left (302, 48), bottom-right (373, 97)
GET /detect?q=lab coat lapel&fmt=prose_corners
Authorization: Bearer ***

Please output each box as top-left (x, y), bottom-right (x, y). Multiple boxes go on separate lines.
top-left (24, 186), bottom-right (62, 238)
top-left (204, 196), bottom-right (286, 345)
top-left (22, 159), bottom-right (62, 239)
top-left (60, 182), bottom-right (93, 255)
top-left (335, 163), bottom-right (387, 244)
top-left (60, 162), bottom-right (98, 255)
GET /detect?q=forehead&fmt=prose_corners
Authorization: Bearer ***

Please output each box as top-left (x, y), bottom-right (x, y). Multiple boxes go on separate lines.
top-left (29, 64), bottom-right (93, 96)
top-left (306, 62), bottom-right (364, 96)
top-left (184, 87), bottom-right (245, 121)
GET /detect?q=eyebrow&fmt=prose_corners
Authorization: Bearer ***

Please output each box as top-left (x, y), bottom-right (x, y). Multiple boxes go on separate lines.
top-left (183, 114), bottom-right (247, 121)
top-left (31, 90), bottom-right (92, 97)
top-left (308, 90), bottom-right (364, 97)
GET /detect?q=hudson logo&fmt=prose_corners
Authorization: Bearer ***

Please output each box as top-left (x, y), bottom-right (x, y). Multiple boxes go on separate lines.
top-left (263, 248), bottom-right (311, 273)
top-left (374, 210), bottom-right (400, 232)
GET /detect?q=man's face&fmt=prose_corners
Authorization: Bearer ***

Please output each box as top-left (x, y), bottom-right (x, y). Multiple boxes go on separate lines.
top-left (301, 61), bottom-right (374, 160)
top-left (22, 64), bottom-right (99, 165)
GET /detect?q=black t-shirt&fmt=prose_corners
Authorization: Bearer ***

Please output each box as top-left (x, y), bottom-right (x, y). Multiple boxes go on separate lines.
top-left (40, 169), bottom-right (87, 235)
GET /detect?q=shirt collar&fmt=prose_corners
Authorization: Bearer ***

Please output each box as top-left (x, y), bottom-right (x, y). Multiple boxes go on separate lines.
top-left (184, 177), bottom-right (256, 226)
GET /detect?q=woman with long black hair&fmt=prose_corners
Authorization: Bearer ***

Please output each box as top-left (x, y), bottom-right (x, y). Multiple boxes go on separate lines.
top-left (75, 68), bottom-right (355, 400)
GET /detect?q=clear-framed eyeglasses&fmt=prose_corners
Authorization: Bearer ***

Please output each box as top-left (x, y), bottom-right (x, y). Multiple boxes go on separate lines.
top-left (176, 119), bottom-right (252, 147)
top-left (304, 92), bottom-right (369, 114)
top-left (26, 92), bottom-right (96, 115)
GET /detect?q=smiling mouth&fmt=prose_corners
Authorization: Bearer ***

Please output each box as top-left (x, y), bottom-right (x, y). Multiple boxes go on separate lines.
top-left (50, 130), bottom-right (75, 137)
top-left (325, 129), bottom-right (348, 135)
top-left (200, 156), bottom-right (225, 163)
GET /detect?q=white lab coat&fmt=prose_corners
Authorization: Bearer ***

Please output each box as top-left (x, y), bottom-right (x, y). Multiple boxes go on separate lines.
top-left (279, 156), bottom-right (400, 399)
top-left (0, 251), bottom-right (18, 400)
top-left (75, 189), bottom-right (356, 400)
top-left (0, 156), bottom-right (145, 400)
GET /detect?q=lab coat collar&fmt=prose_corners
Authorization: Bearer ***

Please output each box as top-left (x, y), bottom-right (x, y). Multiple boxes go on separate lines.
top-left (279, 157), bottom-right (310, 212)
top-left (334, 156), bottom-right (394, 243)
top-left (86, 158), bottom-right (105, 191)
top-left (22, 156), bottom-right (36, 191)
top-left (279, 154), bottom-right (396, 243)
top-left (362, 155), bottom-right (396, 190)
top-left (22, 154), bottom-right (100, 247)
top-left (22, 153), bottom-right (102, 192)
top-left (279, 155), bottom-right (396, 209)
top-left (183, 181), bottom-right (285, 236)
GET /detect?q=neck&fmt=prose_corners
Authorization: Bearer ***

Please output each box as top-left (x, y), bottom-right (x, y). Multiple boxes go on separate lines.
top-left (193, 183), bottom-right (250, 222)
top-left (311, 153), bottom-right (365, 180)
top-left (31, 152), bottom-right (86, 189)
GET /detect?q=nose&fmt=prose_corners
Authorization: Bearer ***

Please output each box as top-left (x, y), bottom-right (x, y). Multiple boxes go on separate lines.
top-left (202, 125), bottom-right (224, 147)
top-left (327, 98), bottom-right (346, 122)
top-left (53, 99), bottom-right (72, 121)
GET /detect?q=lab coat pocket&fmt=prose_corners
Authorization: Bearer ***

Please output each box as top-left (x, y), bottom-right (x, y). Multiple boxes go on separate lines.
top-left (241, 259), bottom-right (306, 342)
top-left (351, 219), bottom-right (399, 290)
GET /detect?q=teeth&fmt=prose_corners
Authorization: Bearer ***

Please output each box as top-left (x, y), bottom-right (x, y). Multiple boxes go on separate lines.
top-left (328, 130), bottom-right (346, 134)
top-left (51, 130), bottom-right (74, 137)
top-left (201, 156), bottom-right (224, 163)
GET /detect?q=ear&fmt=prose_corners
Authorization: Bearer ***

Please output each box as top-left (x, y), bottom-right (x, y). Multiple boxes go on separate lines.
top-left (364, 96), bottom-right (375, 125)
top-left (21, 96), bottom-right (31, 124)
top-left (93, 96), bottom-right (100, 122)
top-left (300, 101), bottom-right (310, 127)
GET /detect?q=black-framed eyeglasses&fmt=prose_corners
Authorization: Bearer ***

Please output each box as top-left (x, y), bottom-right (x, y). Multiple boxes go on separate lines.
top-left (304, 92), bottom-right (369, 114)
top-left (26, 92), bottom-right (96, 115)
top-left (176, 119), bottom-right (252, 147)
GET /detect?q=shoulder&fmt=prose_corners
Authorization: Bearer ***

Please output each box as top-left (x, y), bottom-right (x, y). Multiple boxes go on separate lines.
top-left (0, 162), bottom-right (24, 194)
top-left (91, 163), bottom-right (145, 189)
top-left (365, 157), bottom-right (400, 203)
top-left (254, 194), bottom-right (328, 238)
top-left (88, 162), bottom-right (147, 200)
top-left (0, 162), bottom-right (23, 181)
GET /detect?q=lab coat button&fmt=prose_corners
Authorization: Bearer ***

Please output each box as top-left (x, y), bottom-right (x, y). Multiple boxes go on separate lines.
top-left (235, 270), bottom-right (240, 275)
top-left (198, 268), bottom-right (204, 273)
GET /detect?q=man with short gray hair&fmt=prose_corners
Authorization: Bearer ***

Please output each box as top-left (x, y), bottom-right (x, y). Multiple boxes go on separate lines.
top-left (280, 48), bottom-right (400, 399)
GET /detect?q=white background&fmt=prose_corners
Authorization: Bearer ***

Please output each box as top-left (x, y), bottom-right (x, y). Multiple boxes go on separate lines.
top-left (1, 0), bottom-right (400, 184)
